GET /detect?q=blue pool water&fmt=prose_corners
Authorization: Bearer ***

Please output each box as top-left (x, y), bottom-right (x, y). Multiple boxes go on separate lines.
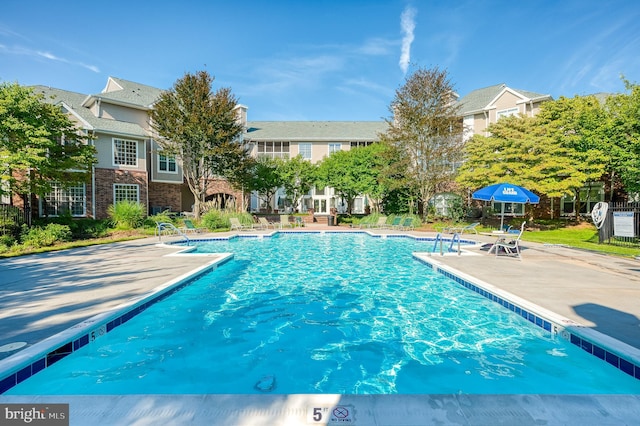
top-left (7, 233), bottom-right (640, 394)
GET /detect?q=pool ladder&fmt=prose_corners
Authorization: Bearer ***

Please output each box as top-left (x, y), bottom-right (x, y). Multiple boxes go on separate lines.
top-left (431, 233), bottom-right (462, 256)
top-left (156, 222), bottom-right (191, 245)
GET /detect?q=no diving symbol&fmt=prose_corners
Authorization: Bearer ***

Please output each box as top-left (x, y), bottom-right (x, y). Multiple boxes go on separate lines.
top-left (333, 406), bottom-right (349, 419)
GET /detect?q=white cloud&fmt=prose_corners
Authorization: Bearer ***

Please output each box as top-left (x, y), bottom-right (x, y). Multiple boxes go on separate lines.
top-left (399, 6), bottom-right (417, 74)
top-left (0, 41), bottom-right (100, 74)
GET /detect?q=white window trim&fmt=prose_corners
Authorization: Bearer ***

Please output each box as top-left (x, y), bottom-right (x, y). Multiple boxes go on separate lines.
top-left (112, 138), bottom-right (138, 168)
top-left (328, 143), bottom-right (342, 155)
top-left (496, 107), bottom-right (519, 120)
top-left (42, 182), bottom-right (87, 217)
top-left (157, 153), bottom-right (178, 174)
top-left (113, 183), bottom-right (140, 203)
top-left (298, 143), bottom-right (312, 160)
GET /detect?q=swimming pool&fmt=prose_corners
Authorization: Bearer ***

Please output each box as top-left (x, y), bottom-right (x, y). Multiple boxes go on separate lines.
top-left (4, 233), bottom-right (640, 395)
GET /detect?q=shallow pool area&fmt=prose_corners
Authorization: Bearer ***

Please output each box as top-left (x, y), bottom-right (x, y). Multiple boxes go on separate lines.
top-left (4, 233), bottom-right (640, 395)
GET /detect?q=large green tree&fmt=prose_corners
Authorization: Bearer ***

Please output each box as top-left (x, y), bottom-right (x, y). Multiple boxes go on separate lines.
top-left (457, 96), bottom-right (607, 219)
top-left (379, 66), bottom-right (464, 219)
top-left (316, 143), bottom-right (388, 214)
top-left (244, 156), bottom-right (283, 213)
top-left (535, 95), bottom-right (607, 217)
top-left (602, 80), bottom-right (640, 197)
top-left (150, 71), bottom-right (247, 219)
top-left (456, 115), bottom-right (584, 197)
top-left (0, 82), bottom-right (96, 204)
top-left (276, 155), bottom-right (316, 212)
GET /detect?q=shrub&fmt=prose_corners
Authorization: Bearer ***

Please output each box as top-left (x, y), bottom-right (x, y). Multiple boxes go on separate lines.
top-left (20, 223), bottom-right (72, 248)
top-left (144, 212), bottom-right (176, 232)
top-left (107, 201), bottom-right (145, 230)
top-left (202, 210), bottom-right (226, 230)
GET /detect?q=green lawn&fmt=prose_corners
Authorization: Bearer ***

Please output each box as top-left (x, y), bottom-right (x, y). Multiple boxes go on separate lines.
top-left (522, 226), bottom-right (640, 258)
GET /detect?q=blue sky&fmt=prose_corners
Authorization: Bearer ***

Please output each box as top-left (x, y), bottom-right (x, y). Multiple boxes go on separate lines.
top-left (2, 1), bottom-right (639, 121)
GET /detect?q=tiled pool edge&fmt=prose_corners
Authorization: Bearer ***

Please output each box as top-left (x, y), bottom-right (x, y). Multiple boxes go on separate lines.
top-left (0, 253), bottom-right (233, 395)
top-left (414, 253), bottom-right (640, 382)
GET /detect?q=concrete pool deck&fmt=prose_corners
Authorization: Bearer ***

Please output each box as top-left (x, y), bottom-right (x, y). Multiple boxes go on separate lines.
top-left (1, 225), bottom-right (639, 425)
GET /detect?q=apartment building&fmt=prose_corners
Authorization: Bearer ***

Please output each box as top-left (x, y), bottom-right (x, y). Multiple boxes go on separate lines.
top-left (458, 83), bottom-right (552, 141)
top-left (243, 119), bottom-right (387, 214)
top-left (17, 77), bottom-right (566, 220)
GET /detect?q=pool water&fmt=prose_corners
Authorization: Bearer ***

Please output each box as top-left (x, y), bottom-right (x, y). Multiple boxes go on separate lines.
top-left (7, 233), bottom-right (640, 394)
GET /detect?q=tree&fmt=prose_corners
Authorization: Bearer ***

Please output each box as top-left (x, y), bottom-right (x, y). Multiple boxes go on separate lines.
top-left (379, 66), bottom-right (464, 219)
top-left (456, 97), bottom-right (607, 220)
top-left (0, 82), bottom-right (96, 205)
top-left (315, 144), bottom-right (387, 214)
top-left (350, 143), bottom-right (390, 213)
top-left (535, 96), bottom-right (607, 218)
top-left (276, 155), bottom-right (316, 212)
top-left (150, 71), bottom-right (247, 219)
top-left (602, 80), bottom-right (640, 198)
top-left (245, 156), bottom-right (283, 213)
top-left (456, 114), bottom-right (583, 197)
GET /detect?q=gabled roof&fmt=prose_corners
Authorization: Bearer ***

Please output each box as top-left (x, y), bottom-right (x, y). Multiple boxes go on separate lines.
top-left (82, 76), bottom-right (164, 110)
top-left (245, 121), bottom-right (388, 142)
top-left (458, 83), bottom-right (552, 115)
top-left (32, 85), bottom-right (149, 138)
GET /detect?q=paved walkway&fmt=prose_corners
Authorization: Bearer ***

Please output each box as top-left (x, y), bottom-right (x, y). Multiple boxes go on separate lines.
top-left (1, 225), bottom-right (639, 425)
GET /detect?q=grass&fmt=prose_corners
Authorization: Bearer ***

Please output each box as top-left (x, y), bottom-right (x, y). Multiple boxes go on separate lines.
top-left (522, 224), bottom-right (640, 258)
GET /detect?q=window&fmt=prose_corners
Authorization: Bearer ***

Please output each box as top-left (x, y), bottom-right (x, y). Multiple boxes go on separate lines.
top-left (113, 138), bottom-right (138, 166)
top-left (44, 183), bottom-right (86, 216)
top-left (257, 141), bottom-right (289, 159)
top-left (492, 202), bottom-right (524, 216)
top-left (298, 143), bottom-right (312, 159)
top-left (158, 153), bottom-right (177, 173)
top-left (350, 141), bottom-right (373, 149)
top-left (496, 107), bottom-right (519, 120)
top-left (114, 184), bottom-right (139, 203)
top-left (328, 143), bottom-right (342, 155)
top-left (561, 183), bottom-right (604, 216)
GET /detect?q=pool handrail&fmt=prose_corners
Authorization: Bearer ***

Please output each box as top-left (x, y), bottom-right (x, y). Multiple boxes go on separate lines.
top-left (449, 232), bottom-right (462, 255)
top-left (156, 222), bottom-right (191, 245)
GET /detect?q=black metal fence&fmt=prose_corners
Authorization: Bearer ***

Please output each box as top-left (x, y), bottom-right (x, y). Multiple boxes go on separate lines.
top-left (598, 202), bottom-right (640, 246)
top-left (0, 204), bottom-right (28, 237)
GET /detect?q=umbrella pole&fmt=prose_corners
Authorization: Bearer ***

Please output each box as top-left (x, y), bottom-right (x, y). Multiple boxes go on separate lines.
top-left (500, 203), bottom-right (505, 230)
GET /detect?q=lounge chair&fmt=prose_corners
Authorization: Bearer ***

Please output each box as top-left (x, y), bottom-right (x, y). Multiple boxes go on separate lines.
top-left (390, 217), bottom-right (403, 229)
top-left (367, 216), bottom-right (388, 229)
top-left (181, 219), bottom-right (204, 233)
top-left (399, 217), bottom-right (415, 230)
top-left (447, 222), bottom-right (480, 234)
top-left (279, 215), bottom-right (294, 228)
top-left (491, 221), bottom-right (526, 260)
top-left (294, 216), bottom-right (304, 227)
top-left (229, 217), bottom-right (250, 231)
top-left (257, 217), bottom-right (277, 229)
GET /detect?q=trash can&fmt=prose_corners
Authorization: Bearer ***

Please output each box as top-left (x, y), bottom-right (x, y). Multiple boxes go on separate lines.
top-left (328, 215), bottom-right (334, 226)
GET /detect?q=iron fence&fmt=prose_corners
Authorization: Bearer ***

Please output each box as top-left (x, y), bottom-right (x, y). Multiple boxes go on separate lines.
top-left (0, 204), bottom-right (28, 238)
top-left (598, 202), bottom-right (640, 247)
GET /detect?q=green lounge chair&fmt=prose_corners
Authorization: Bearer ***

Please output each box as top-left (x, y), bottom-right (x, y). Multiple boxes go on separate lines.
top-left (182, 219), bottom-right (204, 233)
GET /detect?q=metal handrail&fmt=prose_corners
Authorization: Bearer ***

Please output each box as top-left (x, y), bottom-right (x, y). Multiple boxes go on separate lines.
top-left (432, 233), bottom-right (442, 256)
top-left (449, 233), bottom-right (462, 256)
top-left (156, 222), bottom-right (190, 245)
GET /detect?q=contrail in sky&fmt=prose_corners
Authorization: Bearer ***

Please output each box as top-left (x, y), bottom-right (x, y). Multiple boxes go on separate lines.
top-left (399, 6), bottom-right (416, 74)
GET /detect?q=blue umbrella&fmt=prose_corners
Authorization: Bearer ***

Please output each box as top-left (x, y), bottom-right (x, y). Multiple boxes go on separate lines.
top-left (472, 183), bottom-right (540, 229)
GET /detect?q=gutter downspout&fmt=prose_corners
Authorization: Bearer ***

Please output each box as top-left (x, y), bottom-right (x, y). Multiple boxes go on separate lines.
top-left (483, 110), bottom-right (489, 136)
top-left (91, 134), bottom-right (96, 218)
